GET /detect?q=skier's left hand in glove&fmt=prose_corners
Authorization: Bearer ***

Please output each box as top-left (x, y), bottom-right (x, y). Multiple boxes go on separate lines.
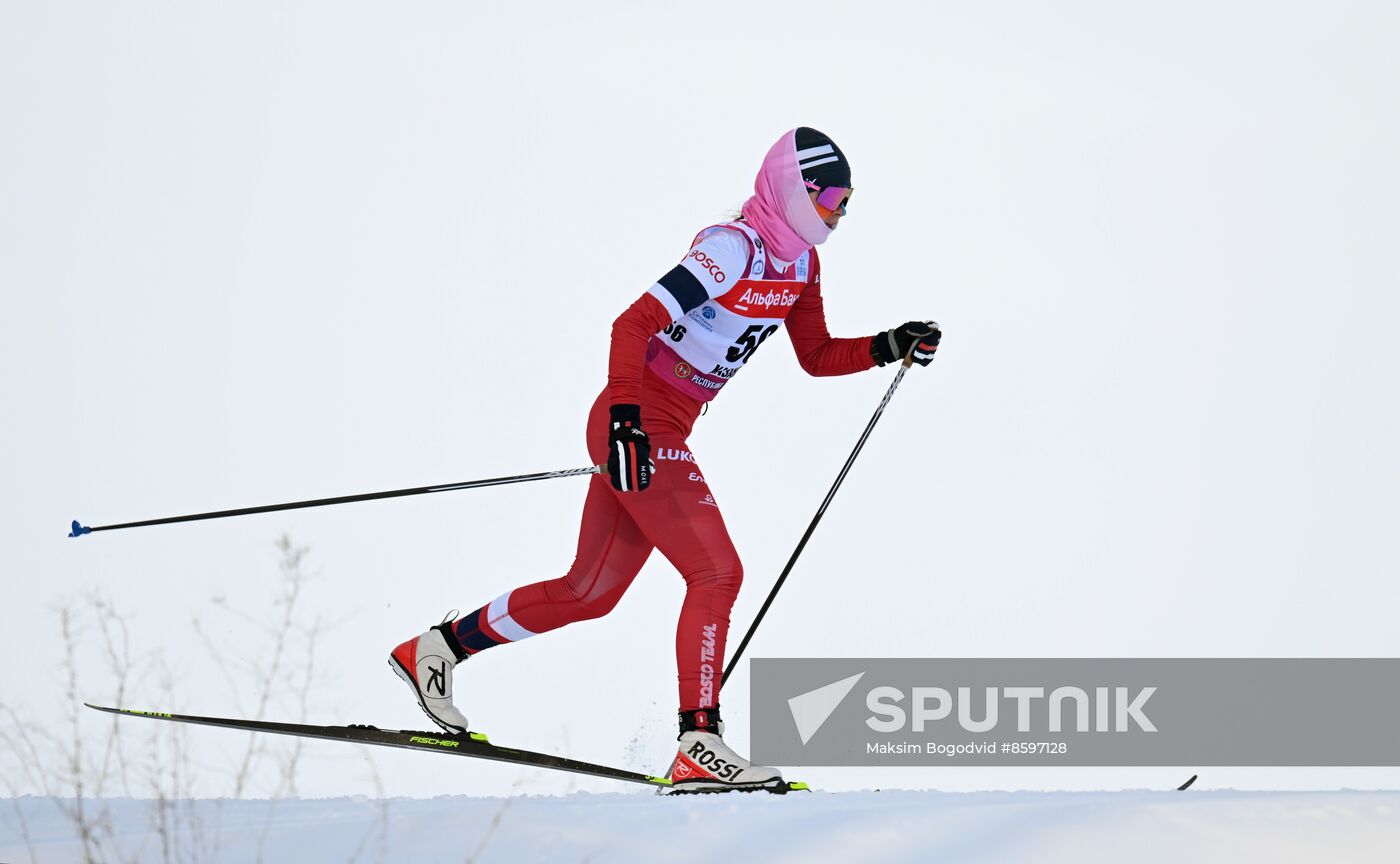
top-left (873, 321), bottom-right (941, 367)
top-left (606, 404), bottom-right (654, 492)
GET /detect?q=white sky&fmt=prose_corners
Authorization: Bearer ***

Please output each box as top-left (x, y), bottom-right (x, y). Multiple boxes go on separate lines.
top-left (3, 1), bottom-right (1398, 798)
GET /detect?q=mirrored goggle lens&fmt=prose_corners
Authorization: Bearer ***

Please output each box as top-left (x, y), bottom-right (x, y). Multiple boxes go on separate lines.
top-left (815, 185), bottom-right (852, 213)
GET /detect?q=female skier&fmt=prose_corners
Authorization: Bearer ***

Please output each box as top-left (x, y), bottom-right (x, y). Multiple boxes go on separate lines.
top-left (390, 127), bottom-right (940, 792)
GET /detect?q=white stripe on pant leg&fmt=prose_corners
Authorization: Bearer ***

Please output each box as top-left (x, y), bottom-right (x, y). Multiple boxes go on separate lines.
top-left (486, 591), bottom-right (537, 643)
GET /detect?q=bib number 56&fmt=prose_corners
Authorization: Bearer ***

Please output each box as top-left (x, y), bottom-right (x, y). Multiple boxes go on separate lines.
top-left (725, 324), bottom-right (778, 364)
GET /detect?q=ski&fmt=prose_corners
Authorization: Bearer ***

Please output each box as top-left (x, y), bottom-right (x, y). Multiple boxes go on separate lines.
top-left (85, 704), bottom-right (809, 795)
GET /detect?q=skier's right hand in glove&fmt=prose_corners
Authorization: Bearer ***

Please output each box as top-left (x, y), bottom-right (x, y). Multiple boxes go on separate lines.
top-left (607, 404), bottom-right (653, 492)
top-left (872, 321), bottom-right (941, 367)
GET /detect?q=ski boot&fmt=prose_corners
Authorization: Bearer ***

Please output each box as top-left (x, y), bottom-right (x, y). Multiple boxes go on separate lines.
top-left (666, 707), bottom-right (785, 794)
top-left (389, 613), bottom-right (470, 735)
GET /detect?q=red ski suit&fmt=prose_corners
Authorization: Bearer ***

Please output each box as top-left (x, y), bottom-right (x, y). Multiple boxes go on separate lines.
top-left (451, 223), bottom-right (874, 710)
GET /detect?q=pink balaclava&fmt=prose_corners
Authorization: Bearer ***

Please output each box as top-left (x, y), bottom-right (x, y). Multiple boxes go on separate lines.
top-left (740, 127), bottom-right (849, 264)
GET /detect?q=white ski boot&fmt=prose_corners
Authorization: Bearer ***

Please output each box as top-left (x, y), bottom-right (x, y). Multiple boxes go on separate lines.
top-left (389, 614), bottom-right (470, 735)
top-left (666, 708), bottom-right (785, 793)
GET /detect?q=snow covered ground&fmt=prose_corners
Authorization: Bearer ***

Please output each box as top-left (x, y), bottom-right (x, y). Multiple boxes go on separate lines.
top-left (4, 789), bottom-right (1397, 863)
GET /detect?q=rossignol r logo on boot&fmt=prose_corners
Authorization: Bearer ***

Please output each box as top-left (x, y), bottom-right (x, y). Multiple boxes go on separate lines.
top-left (671, 758), bottom-right (695, 779)
top-left (427, 662), bottom-right (447, 696)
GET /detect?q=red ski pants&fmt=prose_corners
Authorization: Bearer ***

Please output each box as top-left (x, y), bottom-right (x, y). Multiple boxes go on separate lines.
top-left (452, 377), bottom-right (739, 711)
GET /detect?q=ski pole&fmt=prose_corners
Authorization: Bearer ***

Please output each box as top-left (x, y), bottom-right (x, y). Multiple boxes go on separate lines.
top-left (69, 465), bottom-right (605, 538)
top-left (722, 353), bottom-right (920, 687)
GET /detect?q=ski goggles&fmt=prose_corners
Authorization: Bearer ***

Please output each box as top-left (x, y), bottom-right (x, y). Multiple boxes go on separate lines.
top-left (811, 184), bottom-right (852, 217)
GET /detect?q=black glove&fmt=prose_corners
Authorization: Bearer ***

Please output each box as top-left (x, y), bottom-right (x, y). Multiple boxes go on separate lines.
top-left (606, 404), bottom-right (653, 492)
top-left (872, 321), bottom-right (941, 367)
